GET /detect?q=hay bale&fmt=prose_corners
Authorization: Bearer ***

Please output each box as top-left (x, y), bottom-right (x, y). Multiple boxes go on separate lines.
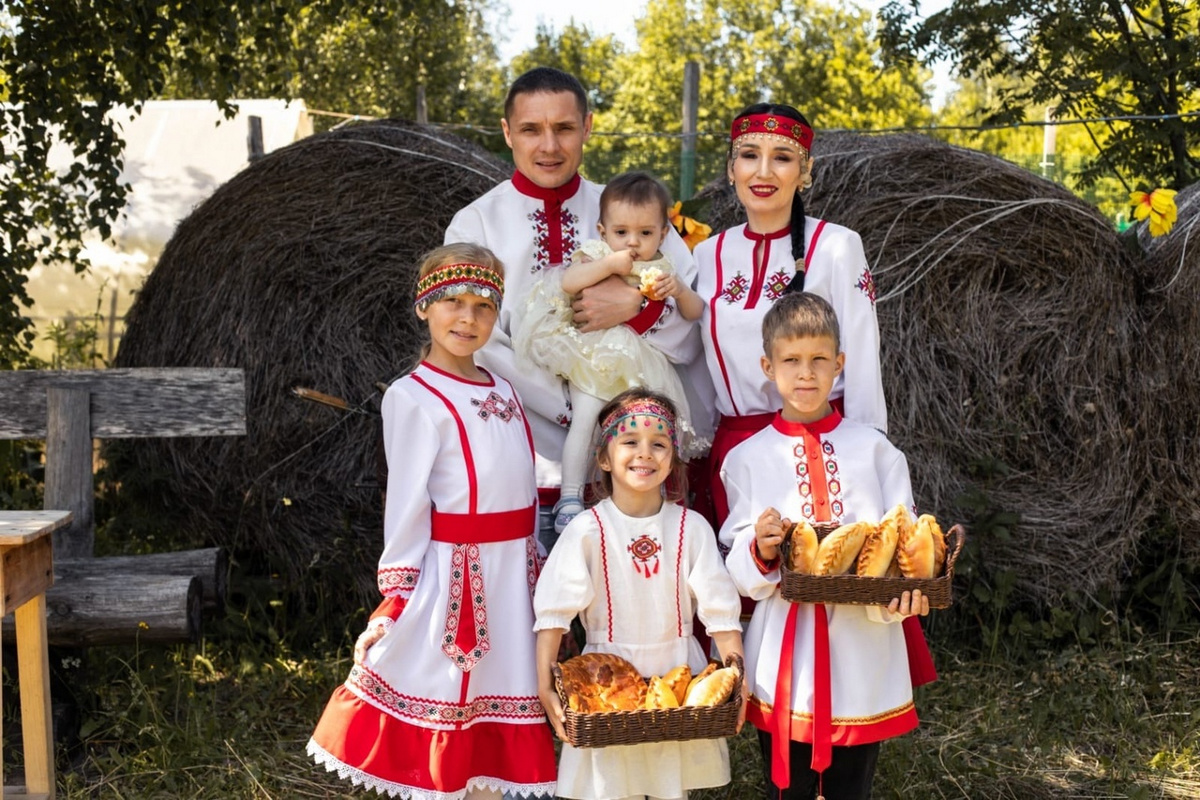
top-left (1132, 182), bottom-right (1200, 566)
top-left (698, 133), bottom-right (1148, 605)
top-left (108, 119), bottom-right (510, 606)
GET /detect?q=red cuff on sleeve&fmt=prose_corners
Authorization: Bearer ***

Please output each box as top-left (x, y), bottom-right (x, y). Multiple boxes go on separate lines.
top-left (626, 298), bottom-right (665, 335)
top-left (751, 538), bottom-right (780, 575)
top-left (370, 595), bottom-right (408, 623)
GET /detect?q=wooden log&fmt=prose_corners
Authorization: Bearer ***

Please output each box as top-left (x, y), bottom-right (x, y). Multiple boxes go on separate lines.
top-left (0, 367), bottom-right (245, 439)
top-left (54, 548), bottom-right (227, 613)
top-left (1, 574), bottom-right (202, 647)
top-left (44, 387), bottom-right (94, 559)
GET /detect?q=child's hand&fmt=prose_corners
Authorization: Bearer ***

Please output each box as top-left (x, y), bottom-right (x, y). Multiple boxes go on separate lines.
top-left (353, 624), bottom-right (387, 664)
top-left (886, 589), bottom-right (930, 618)
top-left (650, 273), bottom-right (679, 302)
top-left (538, 682), bottom-right (569, 741)
top-left (608, 249), bottom-right (636, 276)
top-left (754, 507), bottom-right (788, 563)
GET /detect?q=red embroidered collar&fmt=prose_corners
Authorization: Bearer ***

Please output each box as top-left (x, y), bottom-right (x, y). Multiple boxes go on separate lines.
top-left (511, 170), bottom-right (582, 203)
top-left (771, 409), bottom-right (842, 436)
top-left (742, 224), bottom-right (790, 243)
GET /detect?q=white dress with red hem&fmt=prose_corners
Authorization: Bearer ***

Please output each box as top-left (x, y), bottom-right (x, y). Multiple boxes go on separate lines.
top-left (308, 362), bottom-right (557, 799)
top-left (718, 412), bottom-right (920, 755)
top-left (534, 500), bottom-right (743, 800)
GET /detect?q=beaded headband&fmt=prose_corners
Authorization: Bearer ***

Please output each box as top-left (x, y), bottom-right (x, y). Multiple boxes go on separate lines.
top-left (600, 400), bottom-right (678, 450)
top-left (414, 262), bottom-right (505, 310)
top-left (730, 113), bottom-right (814, 153)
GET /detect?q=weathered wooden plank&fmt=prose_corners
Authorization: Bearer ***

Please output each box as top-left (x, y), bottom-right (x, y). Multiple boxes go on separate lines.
top-left (55, 547), bottom-right (227, 612)
top-left (44, 387), bottom-right (94, 559)
top-left (0, 535), bottom-right (53, 616)
top-left (1, 574), bottom-right (202, 647)
top-left (0, 368), bottom-right (245, 439)
top-left (0, 511), bottom-right (73, 546)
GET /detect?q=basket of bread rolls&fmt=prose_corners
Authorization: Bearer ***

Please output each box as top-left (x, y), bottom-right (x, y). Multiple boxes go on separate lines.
top-left (552, 651), bottom-right (743, 748)
top-left (779, 505), bottom-right (965, 608)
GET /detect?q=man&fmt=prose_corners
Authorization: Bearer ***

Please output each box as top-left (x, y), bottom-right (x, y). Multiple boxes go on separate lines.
top-left (444, 67), bottom-right (707, 539)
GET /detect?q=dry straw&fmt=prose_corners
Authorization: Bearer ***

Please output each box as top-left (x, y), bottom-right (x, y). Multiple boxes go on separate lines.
top-left (701, 133), bottom-right (1150, 605)
top-left (109, 119), bottom-right (510, 606)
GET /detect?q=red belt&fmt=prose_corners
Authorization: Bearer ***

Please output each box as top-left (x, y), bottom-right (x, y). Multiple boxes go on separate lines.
top-left (430, 505), bottom-right (536, 543)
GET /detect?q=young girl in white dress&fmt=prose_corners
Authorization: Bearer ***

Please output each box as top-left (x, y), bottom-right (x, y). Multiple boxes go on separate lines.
top-left (533, 387), bottom-right (744, 800)
top-left (513, 172), bottom-right (707, 535)
top-left (308, 243), bottom-right (557, 800)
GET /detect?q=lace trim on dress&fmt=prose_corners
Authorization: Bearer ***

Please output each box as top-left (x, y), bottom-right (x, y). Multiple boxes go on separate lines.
top-left (308, 739), bottom-right (557, 799)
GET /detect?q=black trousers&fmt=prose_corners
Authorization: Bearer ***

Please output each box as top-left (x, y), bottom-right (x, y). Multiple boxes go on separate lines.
top-left (756, 728), bottom-right (880, 800)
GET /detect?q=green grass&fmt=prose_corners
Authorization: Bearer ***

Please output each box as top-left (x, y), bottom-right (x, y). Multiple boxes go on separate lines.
top-left (8, 601), bottom-right (1197, 799)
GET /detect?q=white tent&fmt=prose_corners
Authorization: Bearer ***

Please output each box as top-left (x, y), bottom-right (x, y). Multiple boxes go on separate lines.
top-left (25, 99), bottom-right (313, 362)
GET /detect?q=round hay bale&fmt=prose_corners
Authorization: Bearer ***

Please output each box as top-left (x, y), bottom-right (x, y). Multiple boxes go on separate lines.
top-left (108, 119), bottom-right (510, 608)
top-left (698, 133), bottom-right (1148, 605)
top-left (1132, 182), bottom-right (1200, 567)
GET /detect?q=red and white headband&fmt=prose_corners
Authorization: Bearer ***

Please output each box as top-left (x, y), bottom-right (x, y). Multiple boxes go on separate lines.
top-left (730, 113), bottom-right (814, 153)
top-left (414, 262), bottom-right (505, 310)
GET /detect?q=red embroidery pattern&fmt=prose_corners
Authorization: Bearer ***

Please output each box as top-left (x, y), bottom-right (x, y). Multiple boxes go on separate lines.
top-left (856, 267), bottom-right (877, 304)
top-left (378, 567), bottom-right (419, 597)
top-left (675, 509), bottom-right (686, 637)
top-left (793, 439), bottom-right (845, 521)
top-left (721, 272), bottom-right (750, 304)
top-left (765, 270), bottom-right (792, 300)
top-left (628, 533), bottom-right (662, 578)
top-left (348, 664), bottom-right (545, 723)
top-left (529, 207), bottom-right (581, 271)
top-left (525, 533), bottom-right (540, 604)
top-left (471, 390), bottom-right (520, 422)
top-left (594, 508), bottom-right (614, 642)
top-left (441, 544), bottom-right (489, 671)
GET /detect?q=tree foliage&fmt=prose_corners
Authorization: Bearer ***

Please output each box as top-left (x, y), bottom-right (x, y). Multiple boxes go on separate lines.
top-left (0, 1), bottom-right (504, 365)
top-left (509, 21), bottom-right (626, 116)
top-left (879, 0), bottom-right (1200, 190)
top-left (574, 0), bottom-right (934, 195)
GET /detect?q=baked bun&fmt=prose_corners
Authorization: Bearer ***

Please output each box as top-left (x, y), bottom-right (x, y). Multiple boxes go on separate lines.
top-left (896, 510), bottom-right (936, 579)
top-left (858, 505), bottom-right (906, 577)
top-left (644, 675), bottom-right (680, 709)
top-left (683, 666), bottom-right (738, 707)
top-left (786, 520), bottom-right (820, 575)
top-left (639, 267), bottom-right (664, 298)
top-left (661, 664), bottom-right (691, 705)
top-left (917, 514), bottom-right (947, 577)
top-left (559, 653), bottom-right (646, 712)
top-left (814, 521), bottom-right (873, 576)
top-left (684, 662), bottom-right (717, 700)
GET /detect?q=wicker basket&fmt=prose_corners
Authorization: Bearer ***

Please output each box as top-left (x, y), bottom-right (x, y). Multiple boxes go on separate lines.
top-left (552, 653), bottom-right (744, 748)
top-left (779, 523), bottom-right (965, 609)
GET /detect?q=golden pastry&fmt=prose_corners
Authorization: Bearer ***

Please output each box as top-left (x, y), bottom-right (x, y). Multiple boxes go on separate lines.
top-left (683, 666), bottom-right (738, 707)
top-left (786, 520), bottom-right (820, 575)
top-left (684, 662), bottom-right (717, 700)
top-left (813, 521), bottom-right (874, 575)
top-left (644, 675), bottom-right (680, 709)
top-left (917, 514), bottom-right (947, 577)
top-left (897, 512), bottom-right (936, 579)
top-left (661, 664), bottom-right (691, 705)
top-left (858, 505), bottom-right (906, 577)
top-left (638, 266), bottom-right (664, 298)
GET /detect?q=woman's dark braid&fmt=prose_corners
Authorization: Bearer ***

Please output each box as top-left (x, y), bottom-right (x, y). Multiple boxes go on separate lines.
top-left (784, 190), bottom-right (807, 294)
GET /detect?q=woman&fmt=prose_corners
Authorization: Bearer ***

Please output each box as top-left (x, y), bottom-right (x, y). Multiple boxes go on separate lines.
top-left (694, 102), bottom-right (887, 527)
top-left (693, 103), bottom-right (934, 695)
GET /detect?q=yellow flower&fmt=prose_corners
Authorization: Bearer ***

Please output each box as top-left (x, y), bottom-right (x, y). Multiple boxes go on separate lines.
top-left (669, 201), bottom-right (712, 251)
top-left (1130, 188), bottom-right (1178, 237)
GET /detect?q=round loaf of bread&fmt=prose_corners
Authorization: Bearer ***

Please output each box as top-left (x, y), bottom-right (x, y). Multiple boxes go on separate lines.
top-left (559, 653), bottom-right (647, 712)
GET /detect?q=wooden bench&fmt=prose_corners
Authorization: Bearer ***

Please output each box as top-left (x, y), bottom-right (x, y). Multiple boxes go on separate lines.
top-left (0, 368), bottom-right (244, 646)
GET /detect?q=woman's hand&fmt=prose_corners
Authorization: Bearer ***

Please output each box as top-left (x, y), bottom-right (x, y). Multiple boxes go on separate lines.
top-left (886, 589), bottom-right (930, 618)
top-left (353, 623), bottom-right (387, 664)
top-left (754, 506), bottom-right (788, 563)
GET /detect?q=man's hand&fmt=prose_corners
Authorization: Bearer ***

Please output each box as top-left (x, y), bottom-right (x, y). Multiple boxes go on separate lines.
top-left (571, 274), bottom-right (643, 332)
